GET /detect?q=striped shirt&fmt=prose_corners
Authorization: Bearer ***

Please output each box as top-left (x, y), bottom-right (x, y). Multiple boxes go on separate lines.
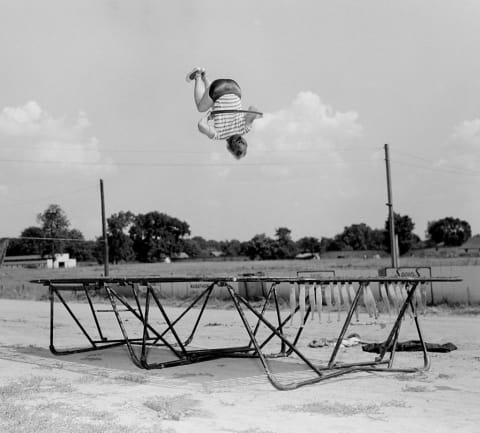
top-left (212, 94), bottom-right (251, 140)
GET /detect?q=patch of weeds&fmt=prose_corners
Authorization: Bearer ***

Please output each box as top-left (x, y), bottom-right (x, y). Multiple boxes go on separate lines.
top-left (434, 385), bottom-right (459, 391)
top-left (0, 399), bottom-right (169, 433)
top-left (393, 374), bottom-right (412, 382)
top-left (113, 373), bottom-right (149, 384)
top-left (282, 399), bottom-right (408, 418)
top-left (95, 369), bottom-right (111, 378)
top-left (437, 373), bottom-right (453, 379)
top-left (402, 384), bottom-right (430, 392)
top-left (173, 372), bottom-right (214, 378)
top-left (76, 374), bottom-right (109, 385)
top-left (394, 372), bottom-right (429, 382)
top-left (80, 355), bottom-right (103, 361)
top-left (0, 377), bottom-right (40, 398)
top-left (0, 376), bottom-right (174, 433)
top-left (229, 429), bottom-right (276, 433)
top-left (144, 395), bottom-right (206, 421)
top-left (26, 344), bottom-right (45, 351)
top-left (204, 322), bottom-right (223, 327)
top-left (383, 400), bottom-right (409, 409)
top-left (281, 401), bottom-right (383, 417)
top-left (0, 376), bottom-right (73, 399)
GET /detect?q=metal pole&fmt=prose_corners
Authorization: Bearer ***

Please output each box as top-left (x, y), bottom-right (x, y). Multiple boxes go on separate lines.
top-left (100, 179), bottom-right (109, 276)
top-left (384, 144), bottom-right (398, 268)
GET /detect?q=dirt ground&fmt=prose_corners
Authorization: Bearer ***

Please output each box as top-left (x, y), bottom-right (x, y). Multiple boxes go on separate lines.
top-left (1, 298), bottom-right (480, 433)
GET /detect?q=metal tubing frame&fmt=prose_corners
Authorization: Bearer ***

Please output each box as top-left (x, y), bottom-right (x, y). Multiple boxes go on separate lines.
top-left (35, 275), bottom-right (461, 390)
top-left (103, 284), bottom-right (188, 368)
top-left (228, 280), bottom-right (431, 390)
top-left (147, 281), bottom-right (215, 348)
top-left (139, 282), bottom-right (256, 369)
top-left (48, 284), bottom-right (126, 355)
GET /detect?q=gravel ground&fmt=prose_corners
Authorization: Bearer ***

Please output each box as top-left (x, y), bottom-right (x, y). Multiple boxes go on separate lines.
top-left (1, 298), bottom-right (480, 433)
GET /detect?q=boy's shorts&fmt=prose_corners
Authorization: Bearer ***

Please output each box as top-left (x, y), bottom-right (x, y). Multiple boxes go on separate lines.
top-left (209, 79), bottom-right (242, 101)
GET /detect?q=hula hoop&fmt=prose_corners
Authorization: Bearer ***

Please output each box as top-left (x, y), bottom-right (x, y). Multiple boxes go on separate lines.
top-left (210, 109), bottom-right (263, 117)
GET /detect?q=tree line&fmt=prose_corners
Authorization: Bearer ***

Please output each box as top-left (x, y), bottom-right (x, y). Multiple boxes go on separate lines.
top-left (6, 204), bottom-right (473, 263)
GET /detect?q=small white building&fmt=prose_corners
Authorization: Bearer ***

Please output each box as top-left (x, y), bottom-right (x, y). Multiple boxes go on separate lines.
top-left (47, 253), bottom-right (77, 269)
top-left (295, 252), bottom-right (320, 260)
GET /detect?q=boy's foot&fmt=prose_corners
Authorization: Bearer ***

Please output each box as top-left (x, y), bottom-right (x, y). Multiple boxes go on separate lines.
top-left (186, 67), bottom-right (202, 82)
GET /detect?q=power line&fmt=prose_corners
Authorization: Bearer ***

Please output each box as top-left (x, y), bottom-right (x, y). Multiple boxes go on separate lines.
top-left (6, 236), bottom-right (95, 242)
top-left (394, 149), bottom-right (435, 163)
top-left (0, 158), bottom-right (374, 167)
top-left (392, 160), bottom-right (480, 176)
top-left (385, 148), bottom-right (480, 175)
top-left (1, 148), bottom-right (478, 175)
top-left (0, 143), bottom-right (378, 154)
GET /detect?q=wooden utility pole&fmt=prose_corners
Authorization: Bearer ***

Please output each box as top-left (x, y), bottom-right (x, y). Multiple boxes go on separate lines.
top-left (384, 144), bottom-right (398, 268)
top-left (100, 179), bottom-right (109, 276)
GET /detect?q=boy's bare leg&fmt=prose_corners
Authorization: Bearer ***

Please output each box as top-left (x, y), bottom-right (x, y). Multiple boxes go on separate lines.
top-left (193, 72), bottom-right (206, 107)
top-left (196, 71), bottom-right (214, 112)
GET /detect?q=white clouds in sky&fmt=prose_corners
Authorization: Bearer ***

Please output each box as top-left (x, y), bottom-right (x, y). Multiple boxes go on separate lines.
top-left (432, 118), bottom-right (480, 173)
top-left (448, 119), bottom-right (480, 170)
top-left (0, 101), bottom-right (113, 172)
top-left (453, 119), bottom-right (480, 144)
top-left (408, 118), bottom-right (480, 235)
top-left (250, 91), bottom-right (363, 176)
top-left (255, 91), bottom-right (362, 149)
top-left (203, 91), bottom-right (364, 182)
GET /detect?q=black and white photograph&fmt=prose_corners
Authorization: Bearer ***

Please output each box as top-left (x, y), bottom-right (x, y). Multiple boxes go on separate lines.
top-left (0, 1), bottom-right (479, 432)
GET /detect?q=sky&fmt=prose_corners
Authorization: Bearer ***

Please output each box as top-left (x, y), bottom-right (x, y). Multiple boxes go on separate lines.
top-left (0, 0), bottom-right (479, 242)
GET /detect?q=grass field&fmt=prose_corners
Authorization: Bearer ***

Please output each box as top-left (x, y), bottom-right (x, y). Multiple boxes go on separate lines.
top-left (1, 255), bottom-right (478, 302)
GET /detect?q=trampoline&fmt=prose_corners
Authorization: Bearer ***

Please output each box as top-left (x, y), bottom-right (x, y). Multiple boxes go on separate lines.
top-left (32, 274), bottom-right (461, 390)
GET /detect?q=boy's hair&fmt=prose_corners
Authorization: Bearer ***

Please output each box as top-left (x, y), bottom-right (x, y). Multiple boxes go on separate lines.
top-left (226, 134), bottom-right (248, 159)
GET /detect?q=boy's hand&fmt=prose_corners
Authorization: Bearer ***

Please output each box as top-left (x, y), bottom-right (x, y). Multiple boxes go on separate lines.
top-left (248, 105), bottom-right (262, 118)
top-left (198, 113), bottom-right (216, 139)
top-left (245, 106), bottom-right (262, 126)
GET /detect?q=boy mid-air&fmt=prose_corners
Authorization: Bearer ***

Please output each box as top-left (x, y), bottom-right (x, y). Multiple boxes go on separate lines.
top-left (186, 67), bottom-right (261, 159)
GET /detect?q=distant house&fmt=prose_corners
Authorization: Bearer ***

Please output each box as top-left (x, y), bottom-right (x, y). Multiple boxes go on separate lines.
top-left (48, 253), bottom-right (77, 269)
top-left (462, 235), bottom-right (480, 253)
top-left (172, 252), bottom-right (189, 260)
top-left (3, 255), bottom-right (49, 268)
top-left (210, 250), bottom-right (224, 258)
top-left (3, 253), bottom-right (76, 269)
top-left (295, 252), bottom-right (320, 260)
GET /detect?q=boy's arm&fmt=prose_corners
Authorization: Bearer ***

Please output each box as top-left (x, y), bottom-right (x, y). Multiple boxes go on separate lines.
top-left (198, 113), bottom-right (216, 139)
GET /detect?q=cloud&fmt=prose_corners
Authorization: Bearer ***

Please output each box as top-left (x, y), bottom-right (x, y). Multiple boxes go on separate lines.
top-left (436, 119), bottom-right (480, 171)
top-left (452, 118), bottom-right (480, 145)
top-left (249, 91), bottom-right (363, 176)
top-left (165, 92), bottom-right (364, 185)
top-left (0, 101), bottom-right (114, 173)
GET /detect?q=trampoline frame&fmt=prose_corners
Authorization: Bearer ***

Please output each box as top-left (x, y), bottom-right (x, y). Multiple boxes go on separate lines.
top-left (33, 275), bottom-right (461, 390)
